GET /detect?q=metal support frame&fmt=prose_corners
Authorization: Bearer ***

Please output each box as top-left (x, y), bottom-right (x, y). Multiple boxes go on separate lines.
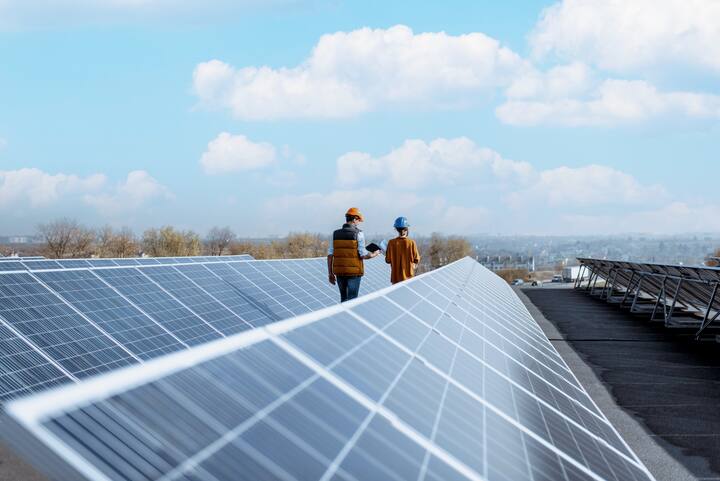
top-left (602, 269), bottom-right (618, 300)
top-left (666, 278), bottom-right (683, 325)
top-left (574, 265), bottom-right (586, 289)
top-left (695, 282), bottom-right (720, 339)
top-left (630, 275), bottom-right (645, 313)
top-left (590, 270), bottom-right (601, 296)
top-left (650, 276), bottom-right (668, 321)
top-left (621, 272), bottom-right (638, 306)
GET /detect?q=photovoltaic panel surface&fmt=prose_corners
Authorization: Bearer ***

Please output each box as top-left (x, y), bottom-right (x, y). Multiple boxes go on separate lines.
top-left (0, 257), bottom-right (391, 401)
top-left (2, 258), bottom-right (655, 481)
top-left (0, 255), bottom-right (254, 272)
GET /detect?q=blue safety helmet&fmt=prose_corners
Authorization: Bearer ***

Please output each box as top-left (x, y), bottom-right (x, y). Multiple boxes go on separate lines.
top-left (393, 216), bottom-right (410, 229)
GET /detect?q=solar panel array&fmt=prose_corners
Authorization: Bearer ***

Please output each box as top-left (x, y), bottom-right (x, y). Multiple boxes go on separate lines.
top-left (3, 257), bottom-right (656, 481)
top-left (0, 255), bottom-right (254, 272)
top-left (0, 256), bottom-right (390, 401)
top-left (577, 258), bottom-right (720, 338)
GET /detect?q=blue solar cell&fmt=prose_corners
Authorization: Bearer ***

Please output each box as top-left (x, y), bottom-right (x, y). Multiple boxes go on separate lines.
top-left (34, 270), bottom-right (186, 360)
top-left (141, 266), bottom-right (246, 335)
top-left (0, 261), bottom-right (24, 272)
top-left (21, 260), bottom-right (62, 270)
top-left (85, 259), bottom-right (119, 267)
top-left (93, 268), bottom-right (222, 346)
top-left (108, 258), bottom-right (141, 266)
top-left (55, 260), bottom-right (92, 269)
top-left (171, 264), bottom-right (267, 333)
top-left (204, 263), bottom-right (293, 323)
top-left (0, 323), bottom-right (71, 400)
top-left (0, 273), bottom-right (137, 378)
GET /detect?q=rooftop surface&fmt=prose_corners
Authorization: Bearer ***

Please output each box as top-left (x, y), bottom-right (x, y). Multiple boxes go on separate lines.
top-left (520, 286), bottom-right (720, 481)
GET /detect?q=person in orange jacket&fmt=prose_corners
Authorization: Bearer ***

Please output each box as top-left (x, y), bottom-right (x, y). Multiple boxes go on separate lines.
top-left (385, 216), bottom-right (420, 284)
top-left (327, 207), bottom-right (380, 302)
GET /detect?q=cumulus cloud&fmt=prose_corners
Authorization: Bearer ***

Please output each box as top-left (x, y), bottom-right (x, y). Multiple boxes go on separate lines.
top-left (260, 187), bottom-right (490, 235)
top-left (336, 137), bottom-right (533, 189)
top-left (497, 79), bottom-right (720, 126)
top-left (561, 202), bottom-right (720, 234)
top-left (200, 132), bottom-right (277, 174)
top-left (507, 164), bottom-right (665, 207)
top-left (0, 168), bottom-right (106, 207)
top-left (83, 170), bottom-right (172, 215)
top-left (530, 0), bottom-right (720, 73)
top-left (192, 25), bottom-right (528, 120)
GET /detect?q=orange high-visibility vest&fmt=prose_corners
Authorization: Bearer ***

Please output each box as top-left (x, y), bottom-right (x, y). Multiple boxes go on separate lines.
top-left (332, 224), bottom-right (364, 276)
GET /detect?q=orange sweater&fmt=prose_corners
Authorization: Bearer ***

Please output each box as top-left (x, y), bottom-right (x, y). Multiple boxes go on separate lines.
top-left (385, 236), bottom-right (420, 284)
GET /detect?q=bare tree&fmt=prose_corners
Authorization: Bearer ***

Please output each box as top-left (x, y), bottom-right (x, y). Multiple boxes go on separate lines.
top-left (229, 233), bottom-right (328, 260)
top-left (205, 227), bottom-right (237, 256)
top-left (445, 236), bottom-right (473, 263)
top-left (284, 233), bottom-right (328, 258)
top-left (69, 227), bottom-right (96, 258)
top-left (37, 218), bottom-right (95, 258)
top-left (143, 226), bottom-right (201, 257)
top-left (97, 226), bottom-right (138, 258)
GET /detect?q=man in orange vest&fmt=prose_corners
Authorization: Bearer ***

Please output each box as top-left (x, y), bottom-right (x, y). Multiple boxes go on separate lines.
top-left (327, 207), bottom-right (380, 302)
top-left (385, 216), bottom-right (421, 284)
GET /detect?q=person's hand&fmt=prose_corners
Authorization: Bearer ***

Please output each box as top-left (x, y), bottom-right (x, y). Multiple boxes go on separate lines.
top-left (328, 273), bottom-right (336, 285)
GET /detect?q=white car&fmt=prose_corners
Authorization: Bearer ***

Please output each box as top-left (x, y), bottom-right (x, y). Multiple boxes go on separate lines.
top-left (511, 279), bottom-right (525, 286)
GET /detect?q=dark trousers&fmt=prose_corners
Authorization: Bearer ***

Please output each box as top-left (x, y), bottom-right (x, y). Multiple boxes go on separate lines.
top-left (337, 276), bottom-right (361, 302)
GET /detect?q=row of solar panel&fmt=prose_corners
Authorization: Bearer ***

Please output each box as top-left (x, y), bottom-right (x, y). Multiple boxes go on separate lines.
top-left (0, 255), bottom-right (254, 272)
top-left (0, 256), bottom-right (45, 260)
top-left (3, 257), bottom-right (655, 481)
top-left (577, 258), bottom-right (720, 337)
top-left (0, 257), bottom-right (390, 401)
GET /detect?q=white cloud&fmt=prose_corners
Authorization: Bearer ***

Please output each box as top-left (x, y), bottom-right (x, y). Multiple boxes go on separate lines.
top-left (192, 25), bottom-right (528, 120)
top-left (336, 137), bottom-right (533, 189)
top-left (200, 132), bottom-right (277, 174)
top-left (531, 0), bottom-right (720, 73)
top-left (260, 187), bottom-right (490, 236)
top-left (497, 79), bottom-right (720, 126)
top-left (561, 202), bottom-right (720, 234)
top-left (0, 168), bottom-right (106, 207)
top-left (507, 164), bottom-right (665, 207)
top-left (84, 170), bottom-right (172, 215)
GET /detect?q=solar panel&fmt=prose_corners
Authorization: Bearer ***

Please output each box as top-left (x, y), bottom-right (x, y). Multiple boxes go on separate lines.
top-left (0, 272), bottom-right (138, 380)
top-left (93, 267), bottom-right (224, 346)
top-left (2, 258), bottom-right (655, 481)
top-left (577, 258), bottom-right (720, 338)
top-left (0, 257), bottom-right (391, 401)
top-left (0, 261), bottom-right (24, 272)
top-left (33, 270), bottom-right (187, 360)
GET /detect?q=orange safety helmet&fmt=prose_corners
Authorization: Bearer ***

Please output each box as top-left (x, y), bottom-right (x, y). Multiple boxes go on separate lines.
top-left (345, 207), bottom-right (364, 222)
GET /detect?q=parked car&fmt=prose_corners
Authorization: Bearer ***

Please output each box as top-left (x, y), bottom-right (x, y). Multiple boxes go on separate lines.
top-left (551, 274), bottom-right (563, 283)
top-left (511, 279), bottom-right (525, 286)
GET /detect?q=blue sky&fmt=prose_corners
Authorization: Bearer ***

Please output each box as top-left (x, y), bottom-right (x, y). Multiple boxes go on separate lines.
top-left (0, 0), bottom-right (718, 237)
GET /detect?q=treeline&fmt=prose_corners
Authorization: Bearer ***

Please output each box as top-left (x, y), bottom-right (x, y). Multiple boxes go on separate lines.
top-left (29, 218), bottom-right (476, 268)
top-left (36, 219), bottom-right (206, 258)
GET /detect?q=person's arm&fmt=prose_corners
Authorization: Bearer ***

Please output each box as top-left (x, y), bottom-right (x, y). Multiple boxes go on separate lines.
top-left (327, 242), bottom-right (336, 285)
top-left (327, 255), bottom-right (336, 285)
top-left (385, 240), bottom-right (392, 264)
top-left (357, 231), bottom-right (378, 259)
top-left (412, 240), bottom-right (420, 270)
